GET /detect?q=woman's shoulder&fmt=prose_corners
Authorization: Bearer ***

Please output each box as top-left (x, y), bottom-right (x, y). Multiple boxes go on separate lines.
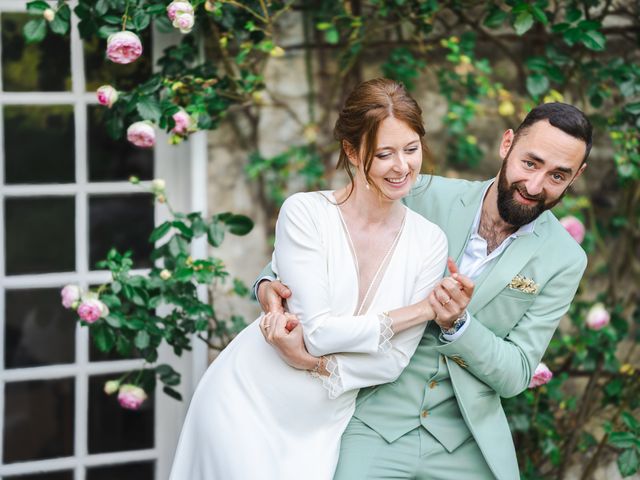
top-left (281, 190), bottom-right (334, 212)
top-left (405, 207), bottom-right (448, 250)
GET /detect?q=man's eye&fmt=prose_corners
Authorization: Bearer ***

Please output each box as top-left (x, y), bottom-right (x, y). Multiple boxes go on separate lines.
top-left (524, 161), bottom-right (535, 168)
top-left (552, 173), bottom-right (565, 182)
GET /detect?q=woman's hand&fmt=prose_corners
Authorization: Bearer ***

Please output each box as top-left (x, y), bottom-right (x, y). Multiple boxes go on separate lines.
top-left (259, 312), bottom-right (317, 370)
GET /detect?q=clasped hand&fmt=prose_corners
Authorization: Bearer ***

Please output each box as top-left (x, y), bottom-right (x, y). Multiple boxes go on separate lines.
top-left (428, 258), bottom-right (474, 330)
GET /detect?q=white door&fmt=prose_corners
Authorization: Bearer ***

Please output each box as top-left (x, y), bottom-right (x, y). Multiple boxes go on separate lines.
top-left (0, 2), bottom-right (206, 478)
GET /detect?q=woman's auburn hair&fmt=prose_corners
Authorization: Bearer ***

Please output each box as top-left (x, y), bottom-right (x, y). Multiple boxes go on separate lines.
top-left (333, 77), bottom-right (430, 194)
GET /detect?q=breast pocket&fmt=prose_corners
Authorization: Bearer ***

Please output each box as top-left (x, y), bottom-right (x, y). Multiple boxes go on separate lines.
top-left (476, 289), bottom-right (536, 338)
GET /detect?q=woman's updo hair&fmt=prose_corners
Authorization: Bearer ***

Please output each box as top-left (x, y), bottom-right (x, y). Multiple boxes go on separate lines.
top-left (333, 78), bottom-right (428, 192)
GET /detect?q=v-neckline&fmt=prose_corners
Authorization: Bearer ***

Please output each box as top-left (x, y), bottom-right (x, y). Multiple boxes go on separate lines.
top-left (328, 191), bottom-right (408, 316)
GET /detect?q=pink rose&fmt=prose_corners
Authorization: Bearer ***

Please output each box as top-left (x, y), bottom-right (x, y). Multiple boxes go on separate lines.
top-left (118, 384), bottom-right (148, 410)
top-left (106, 31), bottom-right (143, 65)
top-left (127, 121), bottom-right (156, 148)
top-left (96, 85), bottom-right (119, 108)
top-left (529, 362), bottom-right (553, 388)
top-left (167, 1), bottom-right (194, 21)
top-left (586, 303), bottom-right (610, 330)
top-left (560, 216), bottom-right (586, 244)
top-left (173, 12), bottom-right (195, 33)
top-left (171, 109), bottom-right (192, 135)
top-left (61, 284), bottom-right (82, 309)
top-left (77, 298), bottom-right (109, 324)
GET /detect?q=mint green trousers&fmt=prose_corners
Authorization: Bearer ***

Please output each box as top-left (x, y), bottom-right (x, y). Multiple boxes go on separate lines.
top-left (333, 417), bottom-right (495, 480)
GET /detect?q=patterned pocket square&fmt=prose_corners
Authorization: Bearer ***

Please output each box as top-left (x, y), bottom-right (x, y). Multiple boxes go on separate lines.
top-left (508, 274), bottom-right (539, 294)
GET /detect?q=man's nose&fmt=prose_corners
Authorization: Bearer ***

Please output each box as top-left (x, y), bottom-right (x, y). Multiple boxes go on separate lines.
top-left (525, 173), bottom-right (545, 196)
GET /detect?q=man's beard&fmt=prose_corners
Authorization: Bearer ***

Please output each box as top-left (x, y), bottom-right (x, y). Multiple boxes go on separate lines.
top-left (496, 157), bottom-right (566, 228)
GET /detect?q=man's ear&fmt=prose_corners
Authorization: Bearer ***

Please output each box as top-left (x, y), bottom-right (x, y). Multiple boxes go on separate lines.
top-left (343, 140), bottom-right (359, 167)
top-left (499, 129), bottom-right (515, 160)
top-left (570, 162), bottom-right (587, 185)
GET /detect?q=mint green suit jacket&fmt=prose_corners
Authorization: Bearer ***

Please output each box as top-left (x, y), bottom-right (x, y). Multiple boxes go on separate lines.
top-left (360, 175), bottom-right (586, 479)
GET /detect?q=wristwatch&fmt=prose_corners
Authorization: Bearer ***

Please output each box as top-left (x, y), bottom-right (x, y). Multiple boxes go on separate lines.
top-left (441, 311), bottom-right (468, 336)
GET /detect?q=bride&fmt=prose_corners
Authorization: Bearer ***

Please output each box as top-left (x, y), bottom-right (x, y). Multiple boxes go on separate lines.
top-left (169, 78), bottom-right (465, 479)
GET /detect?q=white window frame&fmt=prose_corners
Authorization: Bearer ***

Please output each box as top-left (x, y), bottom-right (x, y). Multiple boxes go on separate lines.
top-left (0, 1), bottom-right (208, 478)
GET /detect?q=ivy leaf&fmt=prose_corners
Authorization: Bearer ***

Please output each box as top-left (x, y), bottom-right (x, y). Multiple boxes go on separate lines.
top-left (137, 97), bottom-right (162, 123)
top-left (514, 11), bottom-right (534, 36)
top-left (23, 18), bottom-right (47, 43)
top-left (135, 330), bottom-right (150, 349)
top-left (617, 448), bottom-right (639, 477)
top-left (526, 74), bottom-right (550, 97)
top-left (581, 30), bottom-right (606, 51)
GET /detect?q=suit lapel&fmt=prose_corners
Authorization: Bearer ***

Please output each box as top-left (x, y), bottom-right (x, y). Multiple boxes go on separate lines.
top-left (469, 215), bottom-right (549, 313)
top-left (447, 180), bottom-right (492, 266)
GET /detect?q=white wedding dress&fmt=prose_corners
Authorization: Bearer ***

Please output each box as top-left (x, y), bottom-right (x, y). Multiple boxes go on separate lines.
top-left (169, 191), bottom-right (447, 480)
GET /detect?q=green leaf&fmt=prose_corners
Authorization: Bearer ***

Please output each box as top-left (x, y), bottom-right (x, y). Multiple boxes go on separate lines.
top-left (610, 432), bottom-right (637, 449)
top-left (132, 11), bottom-right (151, 31)
top-left (526, 74), bottom-right (550, 97)
top-left (563, 27), bottom-right (583, 47)
top-left (134, 330), bottom-right (150, 349)
top-left (581, 30), bottom-right (606, 51)
top-left (618, 448), bottom-right (639, 477)
top-left (105, 314), bottom-right (123, 328)
top-left (49, 14), bottom-right (70, 35)
top-left (325, 28), bottom-right (339, 45)
top-left (316, 22), bottom-right (332, 31)
top-left (149, 221), bottom-right (171, 242)
top-left (145, 4), bottom-right (167, 15)
top-left (483, 7), bottom-right (507, 28)
top-left (172, 221), bottom-right (194, 239)
top-left (514, 11), bottom-right (534, 36)
top-left (566, 7), bottom-right (582, 23)
top-left (136, 97), bottom-right (162, 123)
top-left (207, 221), bottom-right (225, 247)
top-left (95, 0), bottom-right (109, 15)
top-left (163, 385), bottom-right (183, 401)
top-left (625, 103), bottom-right (640, 115)
top-left (57, 5), bottom-right (71, 21)
top-left (531, 5), bottom-right (548, 24)
top-left (26, 1), bottom-right (50, 13)
top-left (622, 412), bottom-right (640, 433)
top-left (224, 215), bottom-right (254, 235)
top-left (92, 323), bottom-right (115, 352)
top-left (97, 25), bottom-right (119, 39)
top-left (23, 18), bottom-right (47, 43)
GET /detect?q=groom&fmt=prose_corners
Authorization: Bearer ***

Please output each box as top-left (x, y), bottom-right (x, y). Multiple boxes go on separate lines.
top-left (255, 102), bottom-right (591, 479)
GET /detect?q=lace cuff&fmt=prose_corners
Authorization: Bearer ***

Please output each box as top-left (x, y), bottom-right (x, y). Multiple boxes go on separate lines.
top-left (310, 355), bottom-right (343, 399)
top-left (378, 311), bottom-right (394, 353)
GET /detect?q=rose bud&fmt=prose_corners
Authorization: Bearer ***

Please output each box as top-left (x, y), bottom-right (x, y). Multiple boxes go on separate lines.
top-left (96, 85), bottom-right (119, 108)
top-left (528, 362), bottom-right (553, 388)
top-left (118, 384), bottom-right (148, 410)
top-left (106, 31), bottom-right (143, 65)
top-left (127, 121), bottom-right (156, 148)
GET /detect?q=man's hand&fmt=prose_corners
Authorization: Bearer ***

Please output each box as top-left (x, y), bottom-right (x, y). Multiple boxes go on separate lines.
top-left (257, 279), bottom-right (291, 315)
top-left (429, 258), bottom-right (475, 330)
top-left (259, 312), bottom-right (316, 370)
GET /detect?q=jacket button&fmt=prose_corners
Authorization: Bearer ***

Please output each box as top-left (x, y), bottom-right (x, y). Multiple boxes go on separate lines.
top-left (421, 410), bottom-right (429, 418)
top-left (429, 381), bottom-right (438, 389)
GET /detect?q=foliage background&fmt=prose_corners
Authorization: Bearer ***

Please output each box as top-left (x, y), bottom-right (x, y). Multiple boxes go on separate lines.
top-left (28, 0), bottom-right (640, 478)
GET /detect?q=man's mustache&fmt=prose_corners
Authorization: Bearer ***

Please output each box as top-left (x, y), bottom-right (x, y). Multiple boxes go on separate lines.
top-left (511, 182), bottom-right (545, 203)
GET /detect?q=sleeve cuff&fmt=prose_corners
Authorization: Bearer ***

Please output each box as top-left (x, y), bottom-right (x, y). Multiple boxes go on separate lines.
top-left (252, 275), bottom-right (276, 301)
top-left (441, 311), bottom-right (471, 342)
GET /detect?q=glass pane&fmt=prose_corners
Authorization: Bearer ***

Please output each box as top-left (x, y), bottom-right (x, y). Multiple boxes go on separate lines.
top-left (84, 30), bottom-right (152, 92)
top-left (5, 288), bottom-right (76, 369)
top-left (88, 194), bottom-right (154, 270)
top-left (4, 105), bottom-right (75, 184)
top-left (5, 471), bottom-right (74, 480)
top-left (1, 13), bottom-right (71, 92)
top-left (88, 374), bottom-right (154, 454)
top-left (5, 197), bottom-right (75, 275)
top-left (3, 378), bottom-right (74, 463)
top-left (87, 105), bottom-right (153, 182)
top-left (86, 461), bottom-right (154, 480)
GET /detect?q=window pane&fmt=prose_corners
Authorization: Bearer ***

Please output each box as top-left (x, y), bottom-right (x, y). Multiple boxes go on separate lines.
top-left (88, 374), bottom-right (154, 454)
top-left (88, 105), bottom-right (153, 182)
top-left (86, 461), bottom-right (154, 480)
top-left (5, 471), bottom-right (74, 480)
top-left (4, 105), bottom-right (75, 184)
top-left (5, 197), bottom-right (75, 275)
top-left (5, 288), bottom-right (76, 369)
top-left (84, 30), bottom-right (151, 92)
top-left (3, 378), bottom-right (74, 463)
top-left (88, 194), bottom-right (154, 270)
top-left (1, 13), bottom-right (71, 92)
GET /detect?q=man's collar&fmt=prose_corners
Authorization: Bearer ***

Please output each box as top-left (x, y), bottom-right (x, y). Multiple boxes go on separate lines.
top-left (472, 179), bottom-right (537, 237)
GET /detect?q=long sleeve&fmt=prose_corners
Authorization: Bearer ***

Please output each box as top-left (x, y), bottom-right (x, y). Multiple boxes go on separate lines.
top-left (319, 227), bottom-right (448, 398)
top-left (435, 251), bottom-right (587, 398)
top-left (273, 193), bottom-right (391, 357)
